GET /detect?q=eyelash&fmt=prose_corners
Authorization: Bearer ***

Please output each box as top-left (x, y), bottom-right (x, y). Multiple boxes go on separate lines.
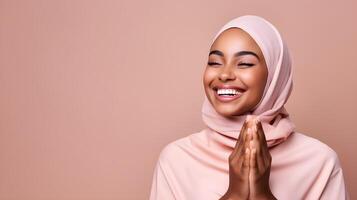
top-left (207, 62), bottom-right (254, 67)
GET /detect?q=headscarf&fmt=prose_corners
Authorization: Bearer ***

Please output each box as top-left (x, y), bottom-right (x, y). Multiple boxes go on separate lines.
top-left (202, 14), bottom-right (296, 148)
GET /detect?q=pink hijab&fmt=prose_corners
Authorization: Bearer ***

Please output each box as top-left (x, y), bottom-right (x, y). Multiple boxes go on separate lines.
top-left (150, 15), bottom-right (349, 200)
top-left (201, 14), bottom-right (295, 148)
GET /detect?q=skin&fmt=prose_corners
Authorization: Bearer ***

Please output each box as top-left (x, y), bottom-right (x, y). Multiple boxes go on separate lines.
top-left (202, 28), bottom-right (276, 199)
top-left (221, 117), bottom-right (277, 200)
top-left (203, 27), bottom-right (268, 118)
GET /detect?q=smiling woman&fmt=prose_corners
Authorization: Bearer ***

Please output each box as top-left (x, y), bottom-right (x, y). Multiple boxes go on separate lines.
top-left (203, 27), bottom-right (268, 118)
top-left (149, 15), bottom-right (350, 200)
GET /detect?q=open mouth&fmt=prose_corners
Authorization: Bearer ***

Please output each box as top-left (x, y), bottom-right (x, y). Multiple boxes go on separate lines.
top-left (213, 87), bottom-right (244, 102)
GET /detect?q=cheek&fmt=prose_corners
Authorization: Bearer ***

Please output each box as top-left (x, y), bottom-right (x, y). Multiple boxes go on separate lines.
top-left (239, 68), bottom-right (267, 90)
top-left (239, 71), bottom-right (258, 87)
top-left (203, 68), bottom-right (217, 87)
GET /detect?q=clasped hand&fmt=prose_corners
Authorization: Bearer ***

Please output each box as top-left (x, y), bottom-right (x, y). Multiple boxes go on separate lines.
top-left (221, 116), bottom-right (277, 200)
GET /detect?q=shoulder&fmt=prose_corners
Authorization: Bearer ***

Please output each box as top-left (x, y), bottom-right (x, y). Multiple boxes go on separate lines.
top-left (156, 130), bottom-right (208, 168)
top-left (288, 132), bottom-right (341, 168)
top-left (293, 132), bottom-right (338, 156)
top-left (156, 135), bottom-right (192, 165)
top-left (159, 137), bottom-right (187, 161)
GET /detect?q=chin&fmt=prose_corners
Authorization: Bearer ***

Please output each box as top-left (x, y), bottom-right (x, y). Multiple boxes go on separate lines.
top-left (214, 103), bottom-right (244, 117)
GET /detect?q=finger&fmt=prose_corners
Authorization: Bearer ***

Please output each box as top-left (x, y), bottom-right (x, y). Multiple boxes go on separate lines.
top-left (260, 145), bottom-right (271, 168)
top-left (234, 120), bottom-right (248, 150)
top-left (252, 120), bottom-right (271, 167)
top-left (256, 143), bottom-right (266, 172)
top-left (241, 147), bottom-right (250, 176)
top-left (249, 147), bottom-right (258, 176)
top-left (255, 120), bottom-right (270, 165)
top-left (249, 127), bottom-right (264, 172)
top-left (233, 132), bottom-right (251, 167)
top-left (254, 120), bottom-right (268, 152)
top-left (232, 122), bottom-right (250, 158)
top-left (256, 120), bottom-right (267, 145)
top-left (254, 118), bottom-right (264, 143)
top-left (250, 125), bottom-right (260, 155)
top-left (263, 151), bottom-right (272, 168)
top-left (237, 119), bottom-right (248, 142)
top-left (234, 128), bottom-right (250, 162)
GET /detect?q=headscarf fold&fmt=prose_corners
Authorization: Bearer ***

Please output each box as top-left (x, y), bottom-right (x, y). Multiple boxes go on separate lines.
top-left (202, 15), bottom-right (296, 148)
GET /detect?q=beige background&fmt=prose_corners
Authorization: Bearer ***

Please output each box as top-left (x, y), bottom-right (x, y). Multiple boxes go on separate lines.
top-left (0, 0), bottom-right (356, 199)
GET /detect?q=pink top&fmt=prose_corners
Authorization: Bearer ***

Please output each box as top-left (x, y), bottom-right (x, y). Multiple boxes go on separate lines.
top-left (149, 15), bottom-right (350, 200)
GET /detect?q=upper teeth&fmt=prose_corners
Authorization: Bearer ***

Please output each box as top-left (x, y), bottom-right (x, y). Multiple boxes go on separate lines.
top-left (217, 89), bottom-right (241, 95)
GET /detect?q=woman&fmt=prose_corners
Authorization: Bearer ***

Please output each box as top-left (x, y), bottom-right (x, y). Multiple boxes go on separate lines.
top-left (149, 15), bottom-right (350, 200)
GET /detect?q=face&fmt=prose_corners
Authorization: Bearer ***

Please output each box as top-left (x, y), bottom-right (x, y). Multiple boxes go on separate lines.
top-left (203, 27), bottom-right (268, 118)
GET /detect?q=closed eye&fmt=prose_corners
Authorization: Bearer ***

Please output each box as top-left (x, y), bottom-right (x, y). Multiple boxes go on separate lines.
top-left (207, 62), bottom-right (221, 66)
top-left (238, 63), bottom-right (254, 67)
top-left (207, 62), bottom-right (255, 67)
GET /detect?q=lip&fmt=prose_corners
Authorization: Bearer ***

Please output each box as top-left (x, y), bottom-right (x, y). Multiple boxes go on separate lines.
top-left (212, 84), bottom-right (246, 92)
top-left (214, 89), bottom-right (243, 102)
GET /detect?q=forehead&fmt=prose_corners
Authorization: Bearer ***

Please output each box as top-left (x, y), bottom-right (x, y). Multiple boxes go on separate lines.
top-left (210, 27), bottom-right (263, 55)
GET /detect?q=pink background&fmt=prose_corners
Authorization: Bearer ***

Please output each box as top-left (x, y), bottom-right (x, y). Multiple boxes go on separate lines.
top-left (0, 0), bottom-right (356, 199)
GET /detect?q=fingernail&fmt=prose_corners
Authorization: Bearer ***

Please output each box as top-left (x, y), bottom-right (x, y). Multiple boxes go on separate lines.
top-left (255, 117), bottom-right (260, 124)
top-left (245, 148), bottom-right (249, 154)
top-left (248, 127), bottom-right (254, 136)
top-left (253, 125), bottom-right (257, 132)
top-left (252, 148), bottom-right (256, 154)
top-left (252, 116), bottom-right (258, 125)
top-left (246, 115), bottom-right (252, 121)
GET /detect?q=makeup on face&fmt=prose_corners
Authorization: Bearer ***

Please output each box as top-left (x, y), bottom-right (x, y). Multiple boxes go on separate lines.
top-left (203, 28), bottom-right (268, 117)
top-left (207, 49), bottom-right (260, 104)
top-left (208, 49), bottom-right (260, 62)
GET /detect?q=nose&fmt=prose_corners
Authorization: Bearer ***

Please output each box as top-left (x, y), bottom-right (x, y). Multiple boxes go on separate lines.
top-left (218, 65), bottom-right (236, 82)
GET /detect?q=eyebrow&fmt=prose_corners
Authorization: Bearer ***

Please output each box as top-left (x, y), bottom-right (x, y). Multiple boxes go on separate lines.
top-left (209, 50), bottom-right (260, 61)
